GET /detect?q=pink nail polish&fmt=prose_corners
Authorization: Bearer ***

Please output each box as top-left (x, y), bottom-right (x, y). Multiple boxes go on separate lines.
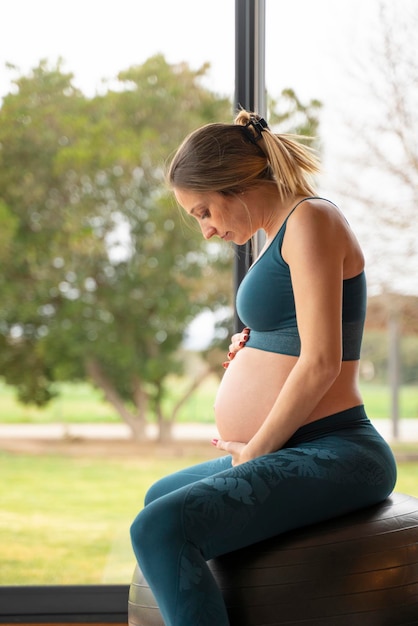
top-left (211, 438), bottom-right (219, 446)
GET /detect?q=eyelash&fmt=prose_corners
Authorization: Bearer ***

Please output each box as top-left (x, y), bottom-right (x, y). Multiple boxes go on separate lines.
top-left (200, 210), bottom-right (210, 219)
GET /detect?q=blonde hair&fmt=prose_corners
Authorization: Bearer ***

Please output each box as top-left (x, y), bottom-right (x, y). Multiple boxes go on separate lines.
top-left (167, 109), bottom-right (320, 201)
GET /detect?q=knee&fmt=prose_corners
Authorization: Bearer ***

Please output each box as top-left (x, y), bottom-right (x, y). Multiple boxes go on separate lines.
top-left (143, 474), bottom-right (179, 506)
top-left (144, 480), bottom-right (165, 506)
top-left (130, 497), bottom-right (180, 560)
top-left (130, 506), bottom-right (155, 559)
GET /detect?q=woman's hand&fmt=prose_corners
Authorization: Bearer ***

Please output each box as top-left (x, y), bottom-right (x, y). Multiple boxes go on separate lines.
top-left (222, 327), bottom-right (250, 369)
top-left (212, 438), bottom-right (249, 466)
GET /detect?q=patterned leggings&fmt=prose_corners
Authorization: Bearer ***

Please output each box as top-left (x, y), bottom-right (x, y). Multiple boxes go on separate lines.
top-left (130, 406), bottom-right (397, 626)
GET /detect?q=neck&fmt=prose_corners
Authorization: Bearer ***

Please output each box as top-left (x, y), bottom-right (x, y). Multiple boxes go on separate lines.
top-left (263, 193), bottom-right (307, 239)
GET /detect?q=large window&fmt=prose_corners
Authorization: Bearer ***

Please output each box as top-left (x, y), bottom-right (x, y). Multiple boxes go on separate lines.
top-left (1, 0), bottom-right (417, 621)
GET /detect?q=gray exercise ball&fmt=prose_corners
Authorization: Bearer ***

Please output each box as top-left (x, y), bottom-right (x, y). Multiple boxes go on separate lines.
top-left (128, 492), bottom-right (418, 626)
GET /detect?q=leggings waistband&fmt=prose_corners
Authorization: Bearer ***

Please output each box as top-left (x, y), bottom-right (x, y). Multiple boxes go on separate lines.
top-left (284, 405), bottom-right (371, 447)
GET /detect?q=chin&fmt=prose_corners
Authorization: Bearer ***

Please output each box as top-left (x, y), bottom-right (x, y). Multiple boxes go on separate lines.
top-left (226, 233), bottom-right (250, 245)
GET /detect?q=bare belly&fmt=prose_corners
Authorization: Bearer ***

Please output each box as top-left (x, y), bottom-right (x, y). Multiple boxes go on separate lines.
top-left (214, 347), bottom-right (363, 443)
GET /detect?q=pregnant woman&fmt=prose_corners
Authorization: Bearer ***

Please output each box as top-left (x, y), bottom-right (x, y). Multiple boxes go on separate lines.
top-left (130, 110), bottom-right (397, 626)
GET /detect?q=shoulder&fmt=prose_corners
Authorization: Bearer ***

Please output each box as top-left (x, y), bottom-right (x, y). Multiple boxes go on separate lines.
top-left (284, 198), bottom-right (346, 253)
top-left (284, 197), bottom-right (365, 277)
top-left (288, 197), bottom-right (343, 227)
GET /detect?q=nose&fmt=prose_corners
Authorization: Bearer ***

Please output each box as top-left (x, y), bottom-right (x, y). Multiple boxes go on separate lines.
top-left (201, 224), bottom-right (217, 240)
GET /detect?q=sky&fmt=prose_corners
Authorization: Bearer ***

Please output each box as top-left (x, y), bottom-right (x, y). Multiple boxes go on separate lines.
top-left (1, 0), bottom-right (416, 297)
top-left (0, 0), bottom-right (379, 108)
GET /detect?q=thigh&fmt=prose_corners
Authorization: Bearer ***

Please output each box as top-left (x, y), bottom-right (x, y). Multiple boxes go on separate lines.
top-left (180, 434), bottom-right (396, 560)
top-left (144, 455), bottom-right (232, 505)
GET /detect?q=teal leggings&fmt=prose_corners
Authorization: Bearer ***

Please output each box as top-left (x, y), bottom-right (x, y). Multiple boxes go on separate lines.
top-left (130, 406), bottom-right (397, 626)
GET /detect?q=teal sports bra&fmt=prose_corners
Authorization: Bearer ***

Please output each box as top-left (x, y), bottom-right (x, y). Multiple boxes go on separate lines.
top-left (236, 198), bottom-right (367, 361)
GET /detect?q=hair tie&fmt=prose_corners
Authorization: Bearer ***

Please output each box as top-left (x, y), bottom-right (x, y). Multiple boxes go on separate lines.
top-left (243, 116), bottom-right (269, 144)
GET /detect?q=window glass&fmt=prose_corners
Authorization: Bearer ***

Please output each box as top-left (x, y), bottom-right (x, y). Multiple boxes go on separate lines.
top-left (1, 0), bottom-right (417, 589)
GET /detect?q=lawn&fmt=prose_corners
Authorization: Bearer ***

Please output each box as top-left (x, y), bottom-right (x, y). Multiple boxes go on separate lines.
top-left (0, 377), bottom-right (219, 424)
top-left (1, 377), bottom-right (417, 586)
top-left (1, 449), bottom-right (417, 586)
top-left (0, 378), bottom-right (417, 424)
top-left (0, 449), bottom-right (213, 585)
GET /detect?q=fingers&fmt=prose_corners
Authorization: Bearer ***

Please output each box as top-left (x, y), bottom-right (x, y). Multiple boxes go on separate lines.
top-left (211, 439), bottom-right (247, 465)
top-left (223, 327), bottom-right (250, 368)
top-left (232, 327), bottom-right (250, 343)
top-left (211, 437), bottom-right (226, 451)
top-left (211, 438), bottom-right (232, 453)
top-left (241, 327), bottom-right (251, 343)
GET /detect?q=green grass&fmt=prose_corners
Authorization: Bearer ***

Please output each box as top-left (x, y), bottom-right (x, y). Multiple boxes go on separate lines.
top-left (0, 380), bottom-right (120, 424)
top-left (0, 377), bottom-right (416, 585)
top-left (360, 383), bottom-right (418, 419)
top-left (1, 450), bottom-right (417, 586)
top-left (0, 450), bottom-right (211, 585)
top-left (0, 378), bottom-right (417, 424)
top-left (0, 377), bottom-right (219, 424)
top-left (394, 462), bottom-right (418, 497)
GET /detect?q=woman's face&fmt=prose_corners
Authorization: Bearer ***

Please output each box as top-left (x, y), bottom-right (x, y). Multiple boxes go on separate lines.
top-left (174, 188), bottom-right (254, 245)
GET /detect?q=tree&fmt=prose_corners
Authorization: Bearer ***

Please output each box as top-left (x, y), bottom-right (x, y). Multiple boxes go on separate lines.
top-left (336, 0), bottom-right (418, 434)
top-left (337, 0), bottom-right (418, 295)
top-left (269, 88), bottom-right (322, 145)
top-left (0, 57), bottom-right (232, 440)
